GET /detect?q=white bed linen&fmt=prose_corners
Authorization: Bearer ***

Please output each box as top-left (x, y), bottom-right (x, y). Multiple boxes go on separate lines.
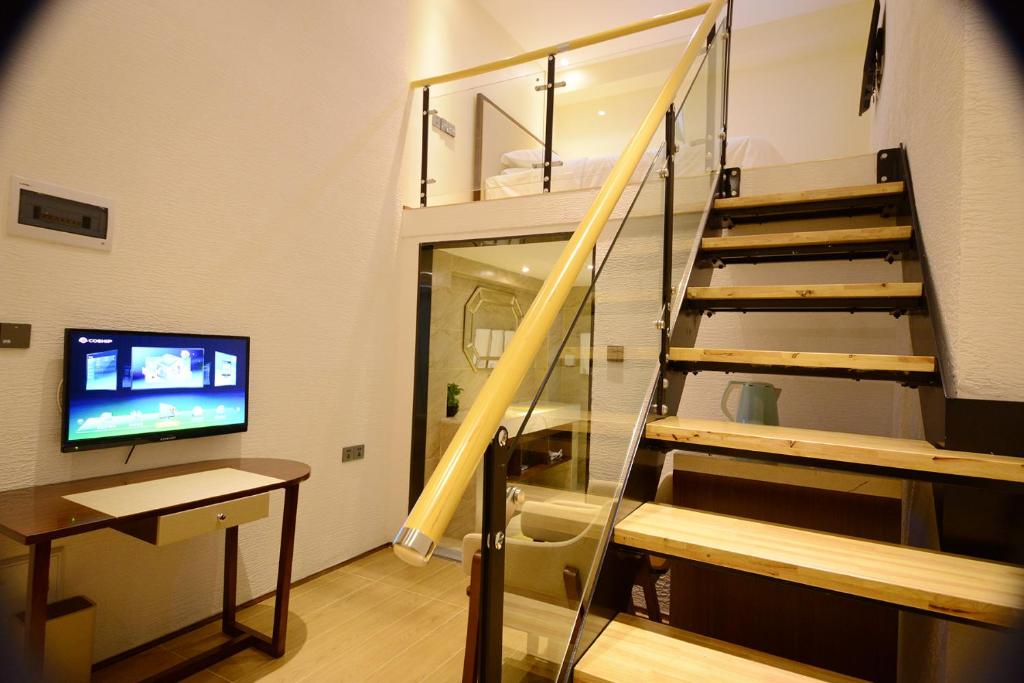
top-left (484, 135), bottom-right (784, 200)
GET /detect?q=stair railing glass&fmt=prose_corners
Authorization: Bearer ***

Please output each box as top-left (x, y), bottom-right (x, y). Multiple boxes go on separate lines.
top-left (477, 14), bottom-right (731, 683)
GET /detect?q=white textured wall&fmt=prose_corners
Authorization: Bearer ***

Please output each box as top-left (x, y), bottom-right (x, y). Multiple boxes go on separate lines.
top-left (0, 0), bottom-right (518, 662)
top-left (551, 1), bottom-right (874, 166)
top-left (728, 0), bottom-right (873, 163)
top-left (403, 0), bottom-right (533, 206)
top-left (871, 0), bottom-right (1024, 401)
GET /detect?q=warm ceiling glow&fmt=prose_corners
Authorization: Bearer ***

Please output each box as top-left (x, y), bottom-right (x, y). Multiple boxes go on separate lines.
top-left (521, 265), bottom-right (531, 273)
top-left (586, 263), bottom-right (594, 270)
top-left (559, 56), bottom-right (569, 67)
top-left (597, 110), bottom-right (607, 117)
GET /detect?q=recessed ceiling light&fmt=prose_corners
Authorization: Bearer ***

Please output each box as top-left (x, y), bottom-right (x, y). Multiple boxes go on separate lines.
top-left (586, 263), bottom-right (594, 270)
top-left (521, 265), bottom-right (530, 273)
top-left (559, 57), bottom-right (570, 67)
top-left (597, 110), bottom-right (607, 117)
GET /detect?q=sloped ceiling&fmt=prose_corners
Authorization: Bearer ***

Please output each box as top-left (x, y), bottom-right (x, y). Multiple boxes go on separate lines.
top-left (475, 0), bottom-right (859, 54)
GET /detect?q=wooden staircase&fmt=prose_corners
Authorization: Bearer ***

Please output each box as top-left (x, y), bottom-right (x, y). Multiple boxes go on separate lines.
top-left (575, 160), bottom-right (1024, 683)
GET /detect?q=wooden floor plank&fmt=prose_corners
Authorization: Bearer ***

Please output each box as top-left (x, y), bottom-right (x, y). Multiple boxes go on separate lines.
top-left (614, 504), bottom-right (1024, 626)
top-left (668, 347), bottom-right (935, 374)
top-left (646, 417), bottom-right (1024, 484)
top-left (701, 225), bottom-right (912, 251)
top-left (713, 182), bottom-right (904, 211)
top-left (95, 550), bottom-right (470, 683)
top-left (575, 614), bottom-right (862, 682)
top-left (686, 282), bottom-right (922, 301)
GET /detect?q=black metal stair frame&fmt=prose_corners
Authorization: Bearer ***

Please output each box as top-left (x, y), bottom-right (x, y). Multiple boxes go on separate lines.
top-left (667, 357), bottom-right (940, 386)
top-left (686, 294), bottom-right (924, 315)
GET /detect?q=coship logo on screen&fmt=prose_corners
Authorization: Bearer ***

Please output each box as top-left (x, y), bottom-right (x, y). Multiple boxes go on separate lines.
top-left (79, 337), bottom-right (113, 344)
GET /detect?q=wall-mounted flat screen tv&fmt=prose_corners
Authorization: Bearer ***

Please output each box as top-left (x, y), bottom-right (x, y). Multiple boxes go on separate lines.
top-left (62, 329), bottom-right (250, 452)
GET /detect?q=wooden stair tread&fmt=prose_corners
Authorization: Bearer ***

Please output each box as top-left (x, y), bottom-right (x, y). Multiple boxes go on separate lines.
top-left (575, 614), bottom-right (861, 683)
top-left (701, 226), bottom-right (912, 251)
top-left (669, 347), bottom-right (936, 374)
top-left (614, 503), bottom-right (1024, 626)
top-left (646, 417), bottom-right (1024, 483)
top-left (714, 182), bottom-right (904, 211)
top-left (686, 282), bottom-right (922, 300)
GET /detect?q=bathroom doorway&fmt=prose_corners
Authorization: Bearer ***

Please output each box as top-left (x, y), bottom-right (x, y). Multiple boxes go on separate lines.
top-left (408, 234), bottom-right (595, 558)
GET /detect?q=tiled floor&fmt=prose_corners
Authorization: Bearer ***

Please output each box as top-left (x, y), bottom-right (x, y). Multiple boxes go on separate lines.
top-left (93, 548), bottom-right (468, 682)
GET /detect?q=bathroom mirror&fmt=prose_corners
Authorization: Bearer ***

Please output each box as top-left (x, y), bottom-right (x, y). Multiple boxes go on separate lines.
top-left (463, 286), bottom-right (523, 371)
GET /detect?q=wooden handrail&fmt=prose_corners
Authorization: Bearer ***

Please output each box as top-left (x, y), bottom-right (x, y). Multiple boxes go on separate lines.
top-left (394, 0), bottom-right (727, 566)
top-left (410, 3), bottom-right (711, 88)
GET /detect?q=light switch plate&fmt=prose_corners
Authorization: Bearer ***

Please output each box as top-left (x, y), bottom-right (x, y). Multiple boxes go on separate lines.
top-left (342, 444), bottom-right (365, 463)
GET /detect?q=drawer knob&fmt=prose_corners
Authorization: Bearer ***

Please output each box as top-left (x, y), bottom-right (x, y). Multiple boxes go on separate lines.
top-left (217, 513), bottom-right (228, 521)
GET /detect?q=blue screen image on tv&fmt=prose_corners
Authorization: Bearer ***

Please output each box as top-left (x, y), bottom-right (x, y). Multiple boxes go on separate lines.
top-left (63, 330), bottom-right (249, 451)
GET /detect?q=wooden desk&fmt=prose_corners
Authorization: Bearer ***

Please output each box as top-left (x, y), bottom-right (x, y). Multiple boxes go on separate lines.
top-left (0, 458), bottom-right (310, 682)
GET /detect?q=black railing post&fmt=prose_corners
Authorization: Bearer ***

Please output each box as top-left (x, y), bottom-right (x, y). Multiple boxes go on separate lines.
top-left (542, 54), bottom-right (557, 193)
top-left (657, 105), bottom-right (676, 412)
top-left (720, 0), bottom-right (734, 174)
top-left (420, 85), bottom-right (430, 207)
top-left (478, 427), bottom-right (510, 682)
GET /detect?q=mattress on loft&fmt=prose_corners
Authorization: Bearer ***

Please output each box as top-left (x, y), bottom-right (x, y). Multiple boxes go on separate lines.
top-left (483, 135), bottom-right (785, 200)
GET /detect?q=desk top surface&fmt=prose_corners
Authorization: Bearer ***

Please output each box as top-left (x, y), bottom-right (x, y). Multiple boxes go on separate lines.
top-left (0, 458), bottom-right (310, 545)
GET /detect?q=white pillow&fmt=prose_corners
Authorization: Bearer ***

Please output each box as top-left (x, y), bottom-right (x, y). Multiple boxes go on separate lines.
top-left (500, 148), bottom-right (562, 169)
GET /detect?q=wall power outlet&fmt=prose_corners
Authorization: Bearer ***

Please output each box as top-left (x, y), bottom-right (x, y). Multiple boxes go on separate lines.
top-left (342, 444), bottom-right (365, 463)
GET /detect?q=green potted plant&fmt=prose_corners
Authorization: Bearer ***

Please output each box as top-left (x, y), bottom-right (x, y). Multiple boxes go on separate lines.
top-left (446, 382), bottom-right (462, 417)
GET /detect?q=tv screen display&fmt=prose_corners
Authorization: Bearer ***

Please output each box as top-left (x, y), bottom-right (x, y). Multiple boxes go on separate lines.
top-left (62, 329), bottom-right (249, 452)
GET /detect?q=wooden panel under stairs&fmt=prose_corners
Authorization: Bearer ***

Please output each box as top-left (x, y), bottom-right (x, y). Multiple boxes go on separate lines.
top-left (646, 417), bottom-right (1024, 484)
top-left (685, 282), bottom-right (923, 312)
top-left (700, 226), bottom-right (913, 264)
top-left (614, 503), bottom-right (1024, 626)
top-left (667, 347), bottom-right (937, 383)
top-left (574, 614), bottom-right (862, 683)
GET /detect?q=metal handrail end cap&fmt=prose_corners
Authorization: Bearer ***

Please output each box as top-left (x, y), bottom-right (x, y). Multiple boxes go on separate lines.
top-left (392, 527), bottom-right (436, 567)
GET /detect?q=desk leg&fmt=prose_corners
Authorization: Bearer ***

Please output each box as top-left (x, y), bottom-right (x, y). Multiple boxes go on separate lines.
top-left (270, 484), bottom-right (299, 657)
top-left (25, 540), bottom-right (51, 675)
top-left (223, 526), bottom-right (239, 634)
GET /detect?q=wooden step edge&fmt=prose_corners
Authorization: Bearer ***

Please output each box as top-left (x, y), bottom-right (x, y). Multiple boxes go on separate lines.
top-left (645, 417), bottom-right (1024, 484)
top-left (686, 282), bottom-right (923, 300)
top-left (713, 182), bottom-right (905, 211)
top-left (701, 226), bottom-right (913, 251)
top-left (614, 504), bottom-right (1024, 626)
top-left (575, 614), bottom-right (864, 683)
top-left (668, 347), bottom-right (936, 374)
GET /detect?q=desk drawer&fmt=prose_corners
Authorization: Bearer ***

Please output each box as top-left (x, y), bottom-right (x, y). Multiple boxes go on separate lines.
top-left (114, 494), bottom-right (269, 546)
